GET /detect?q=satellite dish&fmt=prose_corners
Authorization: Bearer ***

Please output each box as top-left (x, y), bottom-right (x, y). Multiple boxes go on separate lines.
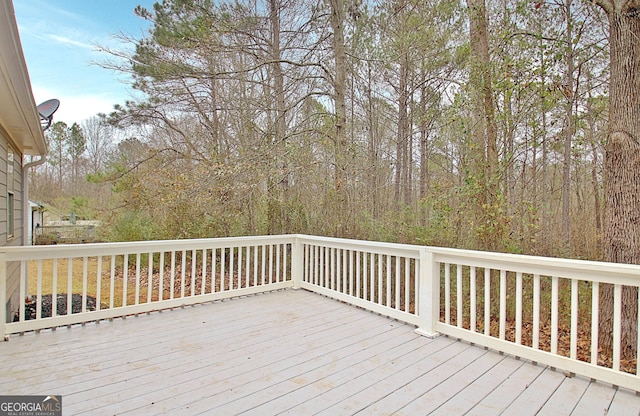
top-left (37, 99), bottom-right (60, 131)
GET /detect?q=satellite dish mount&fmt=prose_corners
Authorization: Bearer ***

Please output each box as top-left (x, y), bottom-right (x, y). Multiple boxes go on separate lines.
top-left (36, 99), bottom-right (60, 131)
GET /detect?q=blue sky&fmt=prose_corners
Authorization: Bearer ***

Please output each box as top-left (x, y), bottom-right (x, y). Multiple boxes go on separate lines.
top-left (13, 0), bottom-right (156, 126)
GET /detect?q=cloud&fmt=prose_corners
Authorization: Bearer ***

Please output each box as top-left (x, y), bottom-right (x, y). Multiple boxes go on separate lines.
top-left (16, 0), bottom-right (88, 27)
top-left (54, 95), bottom-right (118, 125)
top-left (47, 34), bottom-right (95, 50)
top-left (32, 85), bottom-right (121, 126)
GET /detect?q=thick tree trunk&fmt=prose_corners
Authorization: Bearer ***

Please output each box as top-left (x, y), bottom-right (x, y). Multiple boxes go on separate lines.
top-left (269, 0), bottom-right (289, 234)
top-left (467, 0), bottom-right (500, 250)
top-left (596, 0), bottom-right (640, 361)
top-left (328, 0), bottom-right (349, 236)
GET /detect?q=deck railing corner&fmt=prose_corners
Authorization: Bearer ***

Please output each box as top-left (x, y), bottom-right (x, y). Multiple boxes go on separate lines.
top-left (414, 248), bottom-right (440, 338)
top-left (290, 235), bottom-right (303, 289)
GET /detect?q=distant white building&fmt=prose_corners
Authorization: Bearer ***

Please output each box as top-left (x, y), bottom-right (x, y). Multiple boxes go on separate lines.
top-left (28, 200), bottom-right (43, 245)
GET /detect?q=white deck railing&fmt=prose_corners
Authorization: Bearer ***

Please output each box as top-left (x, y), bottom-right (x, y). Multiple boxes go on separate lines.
top-left (0, 235), bottom-right (293, 335)
top-left (2, 234), bottom-right (640, 391)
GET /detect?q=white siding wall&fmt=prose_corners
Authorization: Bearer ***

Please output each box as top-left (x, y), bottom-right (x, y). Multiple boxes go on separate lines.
top-left (0, 133), bottom-right (25, 322)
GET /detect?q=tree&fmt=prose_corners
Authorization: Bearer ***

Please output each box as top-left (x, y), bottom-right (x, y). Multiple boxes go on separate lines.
top-left (79, 0), bottom-right (613, 262)
top-left (326, 0), bottom-right (350, 236)
top-left (83, 116), bottom-right (113, 175)
top-left (466, 0), bottom-right (501, 251)
top-left (46, 121), bottom-right (69, 190)
top-left (68, 122), bottom-right (87, 190)
top-left (561, 0), bottom-right (576, 252)
top-left (43, 121), bottom-right (86, 194)
top-left (387, 0), bottom-right (412, 207)
top-left (594, 0), bottom-right (640, 360)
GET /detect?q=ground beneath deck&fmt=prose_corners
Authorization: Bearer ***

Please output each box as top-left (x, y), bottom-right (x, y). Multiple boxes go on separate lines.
top-left (1, 289), bottom-right (639, 415)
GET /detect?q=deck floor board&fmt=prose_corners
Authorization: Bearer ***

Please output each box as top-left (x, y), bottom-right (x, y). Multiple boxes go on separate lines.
top-left (428, 354), bottom-right (526, 415)
top-left (536, 375), bottom-right (590, 415)
top-left (2, 289), bottom-right (638, 415)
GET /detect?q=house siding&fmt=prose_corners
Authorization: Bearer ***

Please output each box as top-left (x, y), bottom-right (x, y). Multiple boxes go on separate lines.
top-left (0, 133), bottom-right (25, 322)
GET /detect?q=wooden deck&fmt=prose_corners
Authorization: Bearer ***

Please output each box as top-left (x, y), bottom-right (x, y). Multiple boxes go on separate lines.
top-left (1, 289), bottom-right (639, 415)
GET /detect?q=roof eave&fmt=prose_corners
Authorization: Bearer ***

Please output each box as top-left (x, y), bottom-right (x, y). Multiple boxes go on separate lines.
top-left (0, 1), bottom-right (47, 157)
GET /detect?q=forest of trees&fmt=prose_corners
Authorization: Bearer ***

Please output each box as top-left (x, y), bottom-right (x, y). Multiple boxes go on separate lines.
top-left (27, 0), bottom-right (634, 263)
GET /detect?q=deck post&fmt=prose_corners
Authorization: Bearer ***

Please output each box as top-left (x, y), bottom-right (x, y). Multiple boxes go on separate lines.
top-left (291, 236), bottom-right (302, 289)
top-left (0, 253), bottom-right (6, 340)
top-left (415, 248), bottom-right (440, 338)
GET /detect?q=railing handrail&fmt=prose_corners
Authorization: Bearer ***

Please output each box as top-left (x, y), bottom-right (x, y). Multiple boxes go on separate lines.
top-left (0, 234), bottom-right (295, 261)
top-left (293, 235), bottom-right (423, 261)
top-left (428, 245), bottom-right (640, 285)
top-left (6, 233), bottom-right (640, 279)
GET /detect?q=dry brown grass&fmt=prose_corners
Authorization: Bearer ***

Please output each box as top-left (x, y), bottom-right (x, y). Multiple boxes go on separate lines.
top-left (27, 258), bottom-right (134, 308)
top-left (26, 258), bottom-right (265, 308)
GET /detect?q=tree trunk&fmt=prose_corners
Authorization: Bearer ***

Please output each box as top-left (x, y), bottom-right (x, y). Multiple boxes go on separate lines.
top-left (269, 0), bottom-right (289, 234)
top-left (406, 84), bottom-right (413, 206)
top-left (419, 64), bottom-right (430, 203)
top-left (561, 0), bottom-right (576, 253)
top-left (366, 63), bottom-right (380, 219)
top-left (538, 18), bottom-right (550, 254)
top-left (504, 84), bottom-right (516, 221)
top-left (590, 140), bottom-right (602, 253)
top-left (395, 53), bottom-right (409, 206)
top-left (328, 0), bottom-right (349, 236)
top-left (467, 0), bottom-right (499, 251)
top-left (595, 0), bottom-right (640, 361)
